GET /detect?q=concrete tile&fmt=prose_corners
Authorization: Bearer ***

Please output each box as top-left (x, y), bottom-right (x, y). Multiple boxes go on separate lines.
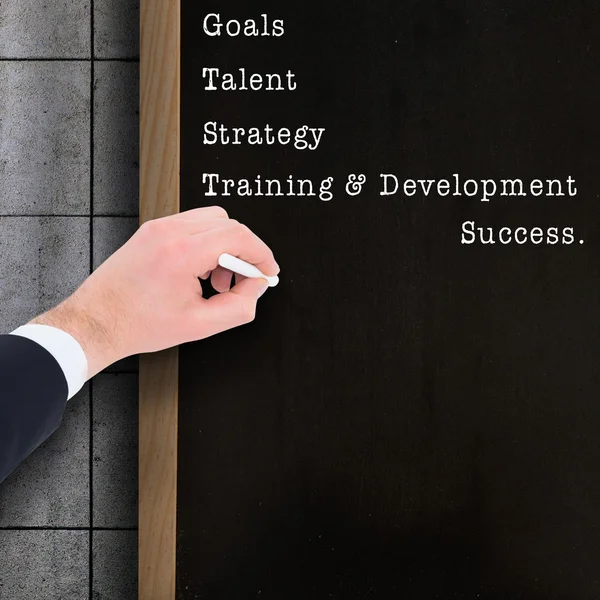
top-left (93, 530), bottom-right (137, 599)
top-left (94, 62), bottom-right (139, 216)
top-left (0, 217), bottom-right (89, 333)
top-left (0, 1), bottom-right (90, 59)
top-left (93, 374), bottom-right (138, 527)
top-left (93, 217), bottom-right (139, 372)
top-left (0, 62), bottom-right (90, 214)
top-left (0, 386), bottom-right (90, 527)
top-left (93, 217), bottom-right (138, 269)
top-left (0, 530), bottom-right (88, 599)
top-left (94, 0), bottom-right (139, 58)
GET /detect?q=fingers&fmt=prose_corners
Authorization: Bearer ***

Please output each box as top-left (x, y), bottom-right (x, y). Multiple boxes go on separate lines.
top-left (173, 206), bottom-right (228, 222)
top-left (174, 217), bottom-right (233, 236)
top-left (147, 208), bottom-right (279, 282)
top-left (196, 277), bottom-right (269, 337)
top-left (204, 269), bottom-right (244, 289)
top-left (139, 212), bottom-right (231, 240)
top-left (210, 265), bottom-right (233, 292)
top-left (190, 222), bottom-right (279, 277)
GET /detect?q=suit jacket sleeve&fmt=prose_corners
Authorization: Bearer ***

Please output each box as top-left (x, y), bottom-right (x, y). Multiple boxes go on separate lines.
top-left (0, 334), bottom-right (68, 483)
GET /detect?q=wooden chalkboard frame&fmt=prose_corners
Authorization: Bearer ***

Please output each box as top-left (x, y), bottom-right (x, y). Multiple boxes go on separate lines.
top-left (136, 2), bottom-right (600, 596)
top-left (139, 0), bottom-right (180, 597)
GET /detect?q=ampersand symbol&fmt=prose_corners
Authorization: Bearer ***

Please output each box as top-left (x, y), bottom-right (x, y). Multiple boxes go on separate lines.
top-left (346, 174), bottom-right (366, 196)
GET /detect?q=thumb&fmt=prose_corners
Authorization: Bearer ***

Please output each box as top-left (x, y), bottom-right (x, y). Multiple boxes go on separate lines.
top-left (200, 277), bottom-right (270, 336)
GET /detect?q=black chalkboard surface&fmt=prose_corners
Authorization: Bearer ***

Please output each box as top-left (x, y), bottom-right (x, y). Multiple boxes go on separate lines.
top-left (179, 1), bottom-right (600, 598)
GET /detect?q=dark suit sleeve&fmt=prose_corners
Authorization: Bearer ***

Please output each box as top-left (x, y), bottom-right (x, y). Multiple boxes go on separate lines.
top-left (0, 334), bottom-right (68, 483)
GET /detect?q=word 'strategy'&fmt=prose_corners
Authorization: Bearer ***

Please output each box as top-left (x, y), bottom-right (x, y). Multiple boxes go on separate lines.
top-left (203, 122), bottom-right (326, 151)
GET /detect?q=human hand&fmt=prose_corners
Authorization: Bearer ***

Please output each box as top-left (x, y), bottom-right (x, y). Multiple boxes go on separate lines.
top-left (31, 207), bottom-right (279, 377)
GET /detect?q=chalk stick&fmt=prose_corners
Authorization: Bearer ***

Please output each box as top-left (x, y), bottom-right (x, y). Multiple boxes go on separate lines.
top-left (217, 253), bottom-right (279, 287)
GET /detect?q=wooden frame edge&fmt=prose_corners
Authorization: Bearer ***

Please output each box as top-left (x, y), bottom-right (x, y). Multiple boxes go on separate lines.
top-left (139, 0), bottom-right (180, 598)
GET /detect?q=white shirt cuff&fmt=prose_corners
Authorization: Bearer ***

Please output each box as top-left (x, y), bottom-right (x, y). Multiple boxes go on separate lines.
top-left (10, 324), bottom-right (88, 401)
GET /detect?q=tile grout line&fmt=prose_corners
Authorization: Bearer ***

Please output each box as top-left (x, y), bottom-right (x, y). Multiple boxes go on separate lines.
top-left (89, 2), bottom-right (95, 598)
top-left (0, 527), bottom-right (138, 531)
top-left (0, 57), bottom-right (139, 62)
top-left (0, 214), bottom-right (138, 218)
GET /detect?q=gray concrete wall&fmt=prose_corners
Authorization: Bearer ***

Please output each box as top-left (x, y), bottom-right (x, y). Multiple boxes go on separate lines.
top-left (0, 2), bottom-right (139, 598)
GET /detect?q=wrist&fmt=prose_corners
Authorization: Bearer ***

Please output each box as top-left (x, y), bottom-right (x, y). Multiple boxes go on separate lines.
top-left (30, 291), bottom-right (121, 378)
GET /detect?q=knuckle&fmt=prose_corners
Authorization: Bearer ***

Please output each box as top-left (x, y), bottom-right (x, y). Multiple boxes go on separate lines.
top-left (141, 217), bottom-right (169, 237)
top-left (240, 299), bottom-right (257, 324)
top-left (211, 206), bottom-right (228, 219)
top-left (235, 223), bottom-right (252, 239)
top-left (138, 220), bottom-right (154, 237)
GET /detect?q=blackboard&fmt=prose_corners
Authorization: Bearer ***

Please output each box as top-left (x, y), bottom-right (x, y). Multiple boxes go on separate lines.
top-left (177, 1), bottom-right (600, 597)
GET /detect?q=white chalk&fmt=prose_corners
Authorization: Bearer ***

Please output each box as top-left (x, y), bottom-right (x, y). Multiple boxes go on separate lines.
top-left (218, 253), bottom-right (279, 287)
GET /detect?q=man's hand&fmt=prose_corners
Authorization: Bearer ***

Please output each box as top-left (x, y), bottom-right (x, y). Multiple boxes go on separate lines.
top-left (31, 207), bottom-right (279, 378)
